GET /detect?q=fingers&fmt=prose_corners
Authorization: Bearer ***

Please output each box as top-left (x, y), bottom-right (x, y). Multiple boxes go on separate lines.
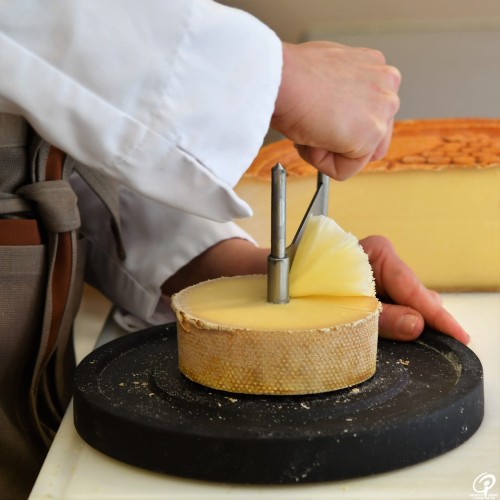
top-left (371, 118), bottom-right (395, 161)
top-left (296, 129), bottom-right (392, 181)
top-left (378, 284), bottom-right (470, 345)
top-left (295, 115), bottom-right (397, 181)
top-left (378, 303), bottom-right (424, 341)
top-left (411, 292), bottom-right (470, 344)
top-left (295, 146), bottom-right (370, 180)
top-left (428, 289), bottom-right (443, 305)
top-left (294, 145), bottom-right (332, 174)
top-left (384, 64), bottom-right (403, 94)
top-left (360, 235), bottom-right (470, 344)
top-left (331, 153), bottom-right (373, 180)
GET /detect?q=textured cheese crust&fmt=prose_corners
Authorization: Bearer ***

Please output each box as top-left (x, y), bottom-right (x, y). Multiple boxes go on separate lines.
top-left (246, 118), bottom-right (500, 178)
top-left (171, 275), bottom-right (380, 395)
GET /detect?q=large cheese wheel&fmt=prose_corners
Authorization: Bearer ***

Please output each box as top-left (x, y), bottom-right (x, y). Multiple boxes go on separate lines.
top-left (171, 275), bottom-right (380, 395)
top-left (235, 118), bottom-right (500, 291)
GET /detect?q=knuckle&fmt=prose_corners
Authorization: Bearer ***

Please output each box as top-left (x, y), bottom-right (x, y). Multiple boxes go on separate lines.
top-left (379, 90), bottom-right (400, 117)
top-left (387, 65), bottom-right (402, 87)
top-left (372, 234), bottom-right (393, 250)
top-left (389, 93), bottom-right (401, 115)
top-left (357, 46), bottom-right (386, 63)
top-left (370, 48), bottom-right (387, 64)
top-left (373, 119), bottom-right (389, 139)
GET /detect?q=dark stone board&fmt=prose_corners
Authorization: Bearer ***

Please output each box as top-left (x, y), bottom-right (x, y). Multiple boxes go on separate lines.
top-left (74, 323), bottom-right (484, 484)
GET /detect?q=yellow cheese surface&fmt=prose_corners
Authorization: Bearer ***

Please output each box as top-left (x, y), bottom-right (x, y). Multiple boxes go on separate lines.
top-left (174, 275), bottom-right (379, 331)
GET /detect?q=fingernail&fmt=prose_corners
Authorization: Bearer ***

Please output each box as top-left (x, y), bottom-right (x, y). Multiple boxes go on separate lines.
top-left (398, 314), bottom-right (419, 337)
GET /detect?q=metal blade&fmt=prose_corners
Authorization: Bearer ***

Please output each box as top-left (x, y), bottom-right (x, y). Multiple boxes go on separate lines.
top-left (286, 172), bottom-right (329, 265)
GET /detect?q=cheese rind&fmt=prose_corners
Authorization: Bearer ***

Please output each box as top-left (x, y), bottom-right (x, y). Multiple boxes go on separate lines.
top-left (171, 275), bottom-right (380, 395)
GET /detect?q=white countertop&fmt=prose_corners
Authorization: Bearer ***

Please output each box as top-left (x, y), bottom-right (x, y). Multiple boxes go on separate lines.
top-left (29, 293), bottom-right (500, 500)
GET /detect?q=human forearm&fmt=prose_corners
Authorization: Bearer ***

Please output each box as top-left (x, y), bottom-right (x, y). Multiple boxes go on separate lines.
top-left (162, 238), bottom-right (268, 296)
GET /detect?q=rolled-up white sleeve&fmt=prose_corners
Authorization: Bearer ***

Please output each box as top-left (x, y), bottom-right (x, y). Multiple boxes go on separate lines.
top-left (0, 0), bottom-right (282, 222)
top-left (71, 174), bottom-right (257, 328)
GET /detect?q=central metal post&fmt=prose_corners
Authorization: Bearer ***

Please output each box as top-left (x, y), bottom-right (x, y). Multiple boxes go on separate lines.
top-left (267, 163), bottom-right (289, 304)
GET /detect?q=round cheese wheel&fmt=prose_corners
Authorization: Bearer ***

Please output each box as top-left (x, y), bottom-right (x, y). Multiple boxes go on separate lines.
top-left (171, 275), bottom-right (380, 395)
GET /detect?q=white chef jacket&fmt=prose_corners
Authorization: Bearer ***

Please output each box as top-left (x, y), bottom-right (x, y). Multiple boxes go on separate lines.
top-left (71, 174), bottom-right (256, 328)
top-left (0, 0), bottom-right (282, 326)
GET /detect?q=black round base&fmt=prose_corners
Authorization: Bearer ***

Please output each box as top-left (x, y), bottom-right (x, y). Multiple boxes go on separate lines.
top-left (73, 323), bottom-right (484, 484)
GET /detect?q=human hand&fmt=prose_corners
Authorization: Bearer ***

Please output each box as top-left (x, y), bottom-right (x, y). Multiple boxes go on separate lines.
top-left (271, 41), bottom-right (401, 181)
top-left (360, 235), bottom-right (470, 344)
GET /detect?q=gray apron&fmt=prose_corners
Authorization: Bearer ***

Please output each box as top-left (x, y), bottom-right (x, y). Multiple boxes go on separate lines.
top-left (0, 113), bottom-right (123, 499)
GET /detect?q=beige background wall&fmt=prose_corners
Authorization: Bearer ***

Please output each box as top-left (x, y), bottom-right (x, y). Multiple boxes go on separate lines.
top-left (219, 0), bottom-right (500, 120)
top-left (218, 0), bottom-right (500, 42)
